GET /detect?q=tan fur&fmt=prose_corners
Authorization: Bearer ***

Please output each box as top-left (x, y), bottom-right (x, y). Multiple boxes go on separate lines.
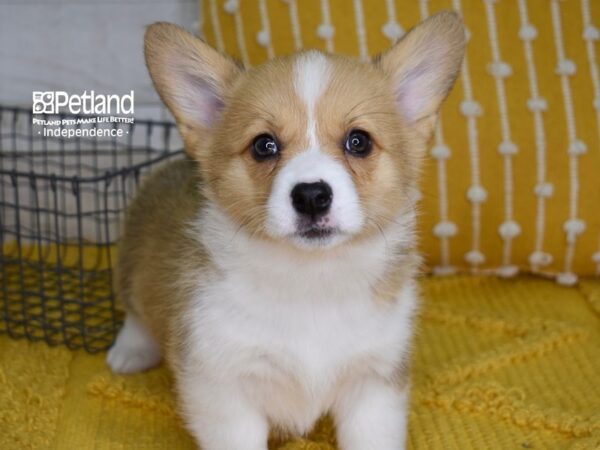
top-left (115, 158), bottom-right (209, 364)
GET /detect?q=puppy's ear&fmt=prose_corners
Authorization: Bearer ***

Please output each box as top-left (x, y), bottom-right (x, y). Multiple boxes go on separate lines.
top-left (144, 22), bottom-right (241, 148)
top-left (375, 11), bottom-right (466, 138)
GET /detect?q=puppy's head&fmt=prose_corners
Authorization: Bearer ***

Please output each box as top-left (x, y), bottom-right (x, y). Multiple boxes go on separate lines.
top-left (145, 12), bottom-right (465, 250)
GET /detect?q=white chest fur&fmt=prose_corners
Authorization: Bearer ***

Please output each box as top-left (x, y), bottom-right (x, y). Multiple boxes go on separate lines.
top-left (182, 206), bottom-right (418, 433)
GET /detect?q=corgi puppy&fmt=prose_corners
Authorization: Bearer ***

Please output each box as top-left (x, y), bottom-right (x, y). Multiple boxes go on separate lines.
top-left (107, 12), bottom-right (465, 450)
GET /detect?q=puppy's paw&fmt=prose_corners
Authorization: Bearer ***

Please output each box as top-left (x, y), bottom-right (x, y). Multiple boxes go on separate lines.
top-left (107, 343), bottom-right (161, 374)
top-left (106, 315), bottom-right (161, 374)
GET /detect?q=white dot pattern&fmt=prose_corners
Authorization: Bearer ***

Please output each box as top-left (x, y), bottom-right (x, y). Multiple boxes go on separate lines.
top-left (318, 0), bottom-right (334, 52)
top-left (581, 0), bottom-right (600, 276)
top-left (551, 0), bottom-right (586, 285)
top-left (421, 0), bottom-right (456, 275)
top-left (518, 0), bottom-right (553, 271)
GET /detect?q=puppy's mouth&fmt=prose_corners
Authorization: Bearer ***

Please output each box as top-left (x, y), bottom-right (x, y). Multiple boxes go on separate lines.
top-left (296, 225), bottom-right (339, 240)
top-left (289, 214), bottom-right (345, 246)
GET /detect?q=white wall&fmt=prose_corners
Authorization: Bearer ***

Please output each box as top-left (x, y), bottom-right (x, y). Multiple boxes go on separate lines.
top-left (0, 0), bottom-right (199, 120)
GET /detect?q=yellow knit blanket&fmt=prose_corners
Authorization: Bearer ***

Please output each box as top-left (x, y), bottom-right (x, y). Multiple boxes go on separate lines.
top-left (2, 276), bottom-right (599, 449)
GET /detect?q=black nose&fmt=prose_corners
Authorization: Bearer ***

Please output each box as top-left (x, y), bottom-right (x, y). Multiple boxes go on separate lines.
top-left (291, 181), bottom-right (333, 217)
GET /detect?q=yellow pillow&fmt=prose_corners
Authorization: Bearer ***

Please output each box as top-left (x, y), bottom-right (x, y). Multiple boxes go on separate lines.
top-left (200, 0), bottom-right (600, 284)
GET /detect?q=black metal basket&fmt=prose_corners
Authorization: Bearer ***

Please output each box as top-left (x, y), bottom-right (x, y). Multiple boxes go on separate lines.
top-left (0, 107), bottom-right (184, 353)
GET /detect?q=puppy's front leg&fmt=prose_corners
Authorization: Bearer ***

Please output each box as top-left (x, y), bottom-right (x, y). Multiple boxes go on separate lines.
top-left (332, 377), bottom-right (409, 450)
top-left (179, 373), bottom-right (269, 450)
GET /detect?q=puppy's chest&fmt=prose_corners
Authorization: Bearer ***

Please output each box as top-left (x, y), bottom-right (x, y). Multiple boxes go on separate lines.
top-left (195, 268), bottom-right (410, 382)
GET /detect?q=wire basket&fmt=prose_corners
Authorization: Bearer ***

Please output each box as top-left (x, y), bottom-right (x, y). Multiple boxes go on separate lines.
top-left (0, 107), bottom-right (184, 353)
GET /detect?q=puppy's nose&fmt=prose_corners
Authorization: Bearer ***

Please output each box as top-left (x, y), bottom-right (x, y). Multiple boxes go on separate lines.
top-left (291, 181), bottom-right (333, 217)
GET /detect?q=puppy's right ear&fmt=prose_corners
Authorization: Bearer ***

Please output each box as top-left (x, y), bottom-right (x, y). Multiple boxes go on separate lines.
top-left (144, 23), bottom-right (241, 144)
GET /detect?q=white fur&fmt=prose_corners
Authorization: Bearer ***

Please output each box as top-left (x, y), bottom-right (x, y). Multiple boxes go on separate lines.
top-left (265, 149), bottom-right (365, 247)
top-left (107, 314), bottom-right (161, 374)
top-left (334, 378), bottom-right (410, 450)
top-left (294, 51), bottom-right (330, 148)
top-left (176, 204), bottom-right (417, 449)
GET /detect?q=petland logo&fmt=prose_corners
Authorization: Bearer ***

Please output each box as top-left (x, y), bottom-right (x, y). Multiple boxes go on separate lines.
top-left (32, 90), bottom-right (135, 138)
top-left (32, 90), bottom-right (134, 115)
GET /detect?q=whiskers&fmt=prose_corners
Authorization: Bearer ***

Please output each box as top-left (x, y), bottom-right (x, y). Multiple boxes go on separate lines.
top-left (220, 196), bottom-right (271, 247)
top-left (366, 216), bottom-right (389, 248)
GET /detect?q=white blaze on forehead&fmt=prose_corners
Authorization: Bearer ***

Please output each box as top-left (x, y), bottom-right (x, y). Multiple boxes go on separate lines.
top-left (294, 51), bottom-right (330, 148)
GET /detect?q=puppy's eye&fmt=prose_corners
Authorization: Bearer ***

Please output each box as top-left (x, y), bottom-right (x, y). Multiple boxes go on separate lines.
top-left (251, 134), bottom-right (279, 161)
top-left (344, 129), bottom-right (372, 157)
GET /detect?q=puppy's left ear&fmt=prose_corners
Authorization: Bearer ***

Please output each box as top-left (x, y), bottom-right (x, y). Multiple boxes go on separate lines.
top-left (375, 11), bottom-right (466, 138)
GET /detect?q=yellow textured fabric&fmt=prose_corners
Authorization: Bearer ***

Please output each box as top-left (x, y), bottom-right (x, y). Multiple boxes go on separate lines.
top-left (2, 276), bottom-right (599, 449)
top-left (200, 0), bottom-right (600, 280)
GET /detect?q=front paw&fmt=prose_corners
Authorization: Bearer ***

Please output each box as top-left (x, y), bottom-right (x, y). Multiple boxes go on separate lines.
top-left (107, 315), bottom-right (161, 374)
top-left (333, 379), bottom-right (409, 450)
top-left (179, 374), bottom-right (269, 450)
